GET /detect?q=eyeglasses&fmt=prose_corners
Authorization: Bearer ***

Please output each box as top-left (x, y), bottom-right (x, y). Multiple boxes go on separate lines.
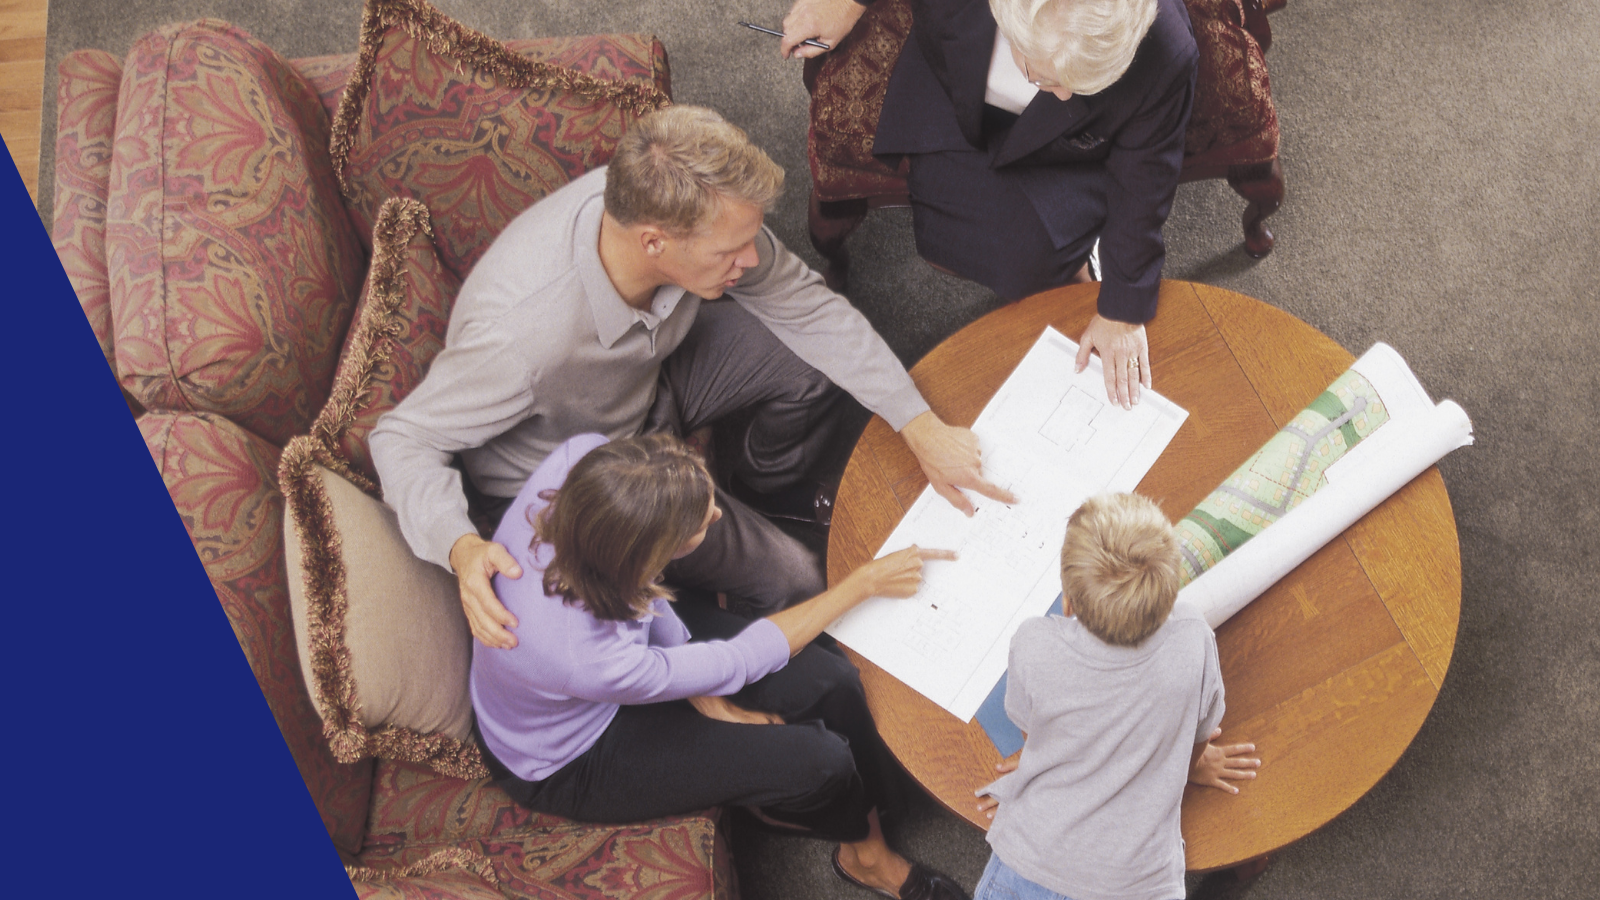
top-left (1022, 58), bottom-right (1062, 90)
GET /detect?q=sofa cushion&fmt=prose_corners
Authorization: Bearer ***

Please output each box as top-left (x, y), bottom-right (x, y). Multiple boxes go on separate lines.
top-left (107, 20), bottom-right (366, 447)
top-left (280, 435), bottom-right (485, 778)
top-left (291, 52), bottom-right (361, 133)
top-left (330, 0), bottom-right (671, 281)
top-left (352, 871), bottom-right (503, 900)
top-left (138, 411), bottom-right (373, 854)
top-left (311, 198), bottom-right (458, 488)
top-left (349, 849), bottom-right (503, 900)
top-left (357, 759), bottom-right (732, 900)
top-left (52, 49), bottom-right (122, 381)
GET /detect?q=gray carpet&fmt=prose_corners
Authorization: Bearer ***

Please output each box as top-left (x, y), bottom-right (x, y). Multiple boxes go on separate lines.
top-left (41, 0), bottom-right (1600, 897)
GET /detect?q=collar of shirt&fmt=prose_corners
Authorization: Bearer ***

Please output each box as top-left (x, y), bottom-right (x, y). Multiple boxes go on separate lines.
top-left (984, 29), bottom-right (1039, 116)
top-left (632, 286), bottom-right (684, 332)
top-left (576, 195), bottom-right (686, 349)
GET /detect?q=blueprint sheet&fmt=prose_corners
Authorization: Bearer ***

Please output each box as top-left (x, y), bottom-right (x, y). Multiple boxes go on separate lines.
top-left (825, 327), bottom-right (1189, 721)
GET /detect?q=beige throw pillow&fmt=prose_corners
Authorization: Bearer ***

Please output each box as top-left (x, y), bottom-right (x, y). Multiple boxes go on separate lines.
top-left (281, 436), bottom-right (486, 778)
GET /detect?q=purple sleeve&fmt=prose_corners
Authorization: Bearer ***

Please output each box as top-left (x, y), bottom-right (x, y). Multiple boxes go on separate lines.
top-left (563, 617), bottom-right (790, 705)
top-left (648, 601), bottom-right (692, 648)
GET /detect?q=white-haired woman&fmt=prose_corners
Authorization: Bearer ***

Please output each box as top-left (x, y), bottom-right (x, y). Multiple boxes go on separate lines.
top-left (781, 0), bottom-right (1197, 412)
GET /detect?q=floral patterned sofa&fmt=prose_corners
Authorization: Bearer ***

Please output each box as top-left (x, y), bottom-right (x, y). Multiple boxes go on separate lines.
top-left (50, 1), bottom-right (736, 897)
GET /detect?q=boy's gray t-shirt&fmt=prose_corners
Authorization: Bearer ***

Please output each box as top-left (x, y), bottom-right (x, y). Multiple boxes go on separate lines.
top-left (981, 602), bottom-right (1224, 900)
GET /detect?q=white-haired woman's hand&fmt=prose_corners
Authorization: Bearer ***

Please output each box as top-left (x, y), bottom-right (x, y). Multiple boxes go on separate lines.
top-left (780, 0), bottom-right (868, 59)
top-left (1075, 314), bottom-right (1150, 410)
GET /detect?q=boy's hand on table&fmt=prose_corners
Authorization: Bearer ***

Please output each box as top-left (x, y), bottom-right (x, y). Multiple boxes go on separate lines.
top-left (975, 756), bottom-right (1021, 820)
top-left (1189, 727), bottom-right (1260, 794)
top-left (688, 695), bottom-right (784, 725)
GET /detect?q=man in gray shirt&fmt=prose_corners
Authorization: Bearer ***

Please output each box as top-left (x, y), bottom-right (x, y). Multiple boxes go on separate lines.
top-left (372, 105), bottom-right (1012, 650)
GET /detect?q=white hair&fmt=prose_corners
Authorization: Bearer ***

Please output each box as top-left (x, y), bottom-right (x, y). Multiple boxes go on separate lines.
top-left (990, 0), bottom-right (1159, 96)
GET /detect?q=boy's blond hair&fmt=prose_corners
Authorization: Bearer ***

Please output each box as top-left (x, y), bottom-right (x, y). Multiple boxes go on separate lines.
top-left (1060, 492), bottom-right (1179, 646)
top-left (603, 105), bottom-right (785, 235)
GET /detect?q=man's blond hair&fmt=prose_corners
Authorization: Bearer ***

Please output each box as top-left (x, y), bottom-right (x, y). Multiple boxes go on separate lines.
top-left (1060, 492), bottom-right (1179, 646)
top-left (990, 0), bottom-right (1158, 96)
top-left (603, 105), bottom-right (785, 235)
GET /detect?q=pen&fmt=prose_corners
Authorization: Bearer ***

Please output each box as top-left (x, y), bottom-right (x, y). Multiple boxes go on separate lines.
top-left (738, 21), bottom-right (831, 51)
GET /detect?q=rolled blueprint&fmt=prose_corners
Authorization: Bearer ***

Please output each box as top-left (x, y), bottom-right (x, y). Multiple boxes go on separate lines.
top-left (1175, 343), bottom-right (1473, 629)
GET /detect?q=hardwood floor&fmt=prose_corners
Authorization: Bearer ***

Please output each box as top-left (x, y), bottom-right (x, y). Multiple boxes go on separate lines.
top-left (0, 0), bottom-right (48, 207)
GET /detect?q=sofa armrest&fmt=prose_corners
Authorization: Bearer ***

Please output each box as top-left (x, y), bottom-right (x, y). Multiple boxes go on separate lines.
top-left (51, 49), bottom-right (130, 412)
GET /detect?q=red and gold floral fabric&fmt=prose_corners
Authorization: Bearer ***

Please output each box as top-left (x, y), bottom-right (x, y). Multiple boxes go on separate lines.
top-left (106, 20), bottom-right (366, 447)
top-left (138, 411), bottom-right (374, 854)
top-left (332, 0), bottom-right (671, 281)
top-left (352, 869), bottom-right (505, 900)
top-left (803, 0), bottom-right (914, 204)
top-left (292, 53), bottom-right (361, 132)
top-left (1182, 0), bottom-right (1279, 166)
top-left (52, 49), bottom-right (122, 379)
top-left (356, 760), bottom-right (733, 900)
top-left (313, 198), bottom-right (459, 488)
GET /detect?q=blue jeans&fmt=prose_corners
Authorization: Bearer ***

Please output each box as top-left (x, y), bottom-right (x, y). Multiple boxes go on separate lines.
top-left (973, 855), bottom-right (1074, 900)
top-left (975, 855), bottom-right (1183, 900)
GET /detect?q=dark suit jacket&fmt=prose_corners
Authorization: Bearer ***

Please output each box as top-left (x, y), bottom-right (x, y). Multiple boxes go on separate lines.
top-left (875, 0), bottom-right (1198, 322)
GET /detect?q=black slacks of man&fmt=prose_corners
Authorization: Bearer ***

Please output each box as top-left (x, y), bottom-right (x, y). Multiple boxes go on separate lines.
top-left (651, 300), bottom-right (846, 615)
top-left (477, 601), bottom-right (904, 842)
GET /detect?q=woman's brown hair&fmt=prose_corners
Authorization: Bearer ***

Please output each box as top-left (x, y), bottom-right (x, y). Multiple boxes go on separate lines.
top-left (533, 434), bottom-right (714, 621)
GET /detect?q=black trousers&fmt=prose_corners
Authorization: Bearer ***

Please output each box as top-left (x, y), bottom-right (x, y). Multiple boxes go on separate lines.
top-left (652, 301), bottom-right (844, 614)
top-left (478, 602), bottom-right (904, 843)
top-left (907, 144), bottom-right (1097, 302)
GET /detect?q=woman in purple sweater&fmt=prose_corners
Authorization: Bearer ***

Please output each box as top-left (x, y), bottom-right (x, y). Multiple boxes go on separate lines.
top-left (470, 432), bottom-right (968, 900)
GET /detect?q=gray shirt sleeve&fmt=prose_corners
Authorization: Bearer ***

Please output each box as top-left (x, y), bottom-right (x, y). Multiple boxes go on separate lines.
top-left (369, 317), bottom-right (539, 571)
top-left (1004, 626), bottom-right (1036, 736)
top-left (728, 227), bottom-right (930, 431)
top-left (1194, 626), bottom-right (1226, 743)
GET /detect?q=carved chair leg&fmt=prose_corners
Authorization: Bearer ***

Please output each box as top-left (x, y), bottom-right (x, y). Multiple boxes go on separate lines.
top-left (1227, 158), bottom-right (1284, 259)
top-left (808, 192), bottom-right (870, 292)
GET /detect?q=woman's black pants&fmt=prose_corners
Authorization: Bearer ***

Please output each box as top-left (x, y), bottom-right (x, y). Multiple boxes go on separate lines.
top-left (477, 601), bottom-right (904, 843)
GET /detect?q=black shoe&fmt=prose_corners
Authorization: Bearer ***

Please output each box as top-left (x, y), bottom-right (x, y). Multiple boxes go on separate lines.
top-left (734, 478), bottom-right (836, 531)
top-left (831, 848), bottom-right (971, 900)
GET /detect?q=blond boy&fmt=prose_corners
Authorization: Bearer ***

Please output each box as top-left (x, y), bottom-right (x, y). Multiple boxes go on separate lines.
top-left (974, 493), bottom-right (1258, 900)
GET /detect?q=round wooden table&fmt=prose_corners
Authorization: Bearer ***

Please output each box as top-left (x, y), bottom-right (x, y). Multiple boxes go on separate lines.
top-left (826, 281), bottom-right (1461, 871)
